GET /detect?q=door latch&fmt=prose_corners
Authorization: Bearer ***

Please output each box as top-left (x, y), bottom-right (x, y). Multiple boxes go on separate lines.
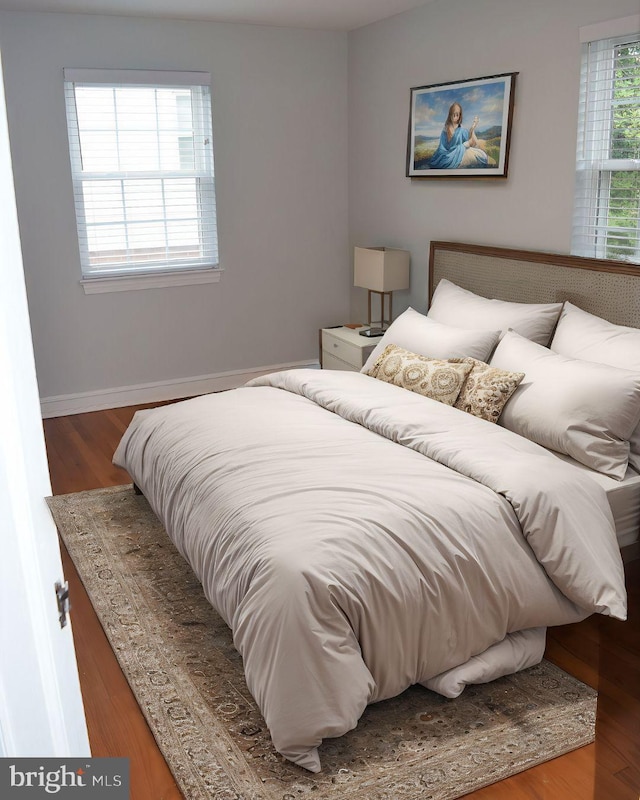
top-left (55, 581), bottom-right (70, 628)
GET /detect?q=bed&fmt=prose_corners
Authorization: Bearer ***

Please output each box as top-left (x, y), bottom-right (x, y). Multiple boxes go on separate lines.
top-left (113, 241), bottom-right (639, 773)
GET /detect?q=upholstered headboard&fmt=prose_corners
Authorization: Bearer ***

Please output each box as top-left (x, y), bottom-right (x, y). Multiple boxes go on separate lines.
top-left (429, 241), bottom-right (640, 328)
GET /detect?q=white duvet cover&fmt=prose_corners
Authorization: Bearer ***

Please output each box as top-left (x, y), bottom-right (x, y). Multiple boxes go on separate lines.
top-left (113, 369), bottom-right (627, 772)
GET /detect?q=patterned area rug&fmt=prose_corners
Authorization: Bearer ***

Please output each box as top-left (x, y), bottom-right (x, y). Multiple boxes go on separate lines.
top-left (47, 485), bottom-right (597, 800)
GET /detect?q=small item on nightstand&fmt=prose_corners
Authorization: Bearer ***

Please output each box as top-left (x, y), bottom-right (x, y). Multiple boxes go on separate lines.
top-left (344, 323), bottom-right (365, 329)
top-left (359, 328), bottom-right (385, 337)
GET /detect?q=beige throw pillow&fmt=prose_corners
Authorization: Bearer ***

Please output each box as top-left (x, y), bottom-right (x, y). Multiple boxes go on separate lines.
top-left (451, 357), bottom-right (525, 423)
top-left (367, 344), bottom-right (472, 405)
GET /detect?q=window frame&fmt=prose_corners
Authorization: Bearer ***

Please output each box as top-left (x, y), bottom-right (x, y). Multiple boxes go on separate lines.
top-left (571, 19), bottom-right (640, 265)
top-left (63, 68), bottom-right (221, 293)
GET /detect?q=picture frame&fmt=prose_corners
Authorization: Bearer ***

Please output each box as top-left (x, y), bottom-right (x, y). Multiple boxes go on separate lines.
top-left (406, 72), bottom-right (517, 179)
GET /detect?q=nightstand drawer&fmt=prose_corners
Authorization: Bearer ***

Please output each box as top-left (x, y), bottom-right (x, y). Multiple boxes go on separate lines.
top-left (322, 330), bottom-right (367, 368)
top-left (319, 326), bottom-right (377, 371)
top-left (322, 351), bottom-right (356, 371)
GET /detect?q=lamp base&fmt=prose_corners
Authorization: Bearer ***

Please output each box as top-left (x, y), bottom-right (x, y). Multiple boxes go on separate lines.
top-left (359, 327), bottom-right (385, 338)
top-left (365, 290), bottom-right (393, 332)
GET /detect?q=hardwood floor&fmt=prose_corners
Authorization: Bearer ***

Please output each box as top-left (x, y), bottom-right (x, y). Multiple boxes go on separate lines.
top-left (43, 403), bottom-right (640, 800)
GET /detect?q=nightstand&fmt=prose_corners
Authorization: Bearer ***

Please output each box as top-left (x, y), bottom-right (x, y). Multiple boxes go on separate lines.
top-left (320, 327), bottom-right (378, 371)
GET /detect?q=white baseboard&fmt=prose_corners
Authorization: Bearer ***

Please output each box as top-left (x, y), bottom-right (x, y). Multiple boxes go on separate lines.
top-left (41, 360), bottom-right (320, 418)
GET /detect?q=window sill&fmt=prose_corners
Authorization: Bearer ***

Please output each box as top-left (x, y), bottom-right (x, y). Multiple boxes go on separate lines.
top-left (80, 268), bottom-right (223, 295)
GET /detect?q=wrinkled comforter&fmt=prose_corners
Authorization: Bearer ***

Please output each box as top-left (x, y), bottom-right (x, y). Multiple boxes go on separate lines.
top-left (113, 369), bottom-right (627, 772)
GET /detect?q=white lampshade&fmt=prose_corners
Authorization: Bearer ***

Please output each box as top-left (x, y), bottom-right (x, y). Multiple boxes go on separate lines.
top-left (354, 247), bottom-right (410, 292)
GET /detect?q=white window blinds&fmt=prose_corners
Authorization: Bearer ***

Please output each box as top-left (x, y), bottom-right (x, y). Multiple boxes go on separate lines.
top-left (571, 30), bottom-right (640, 264)
top-left (63, 69), bottom-right (218, 278)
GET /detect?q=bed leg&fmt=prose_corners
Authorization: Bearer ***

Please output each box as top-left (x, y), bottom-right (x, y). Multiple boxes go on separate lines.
top-left (133, 483), bottom-right (143, 495)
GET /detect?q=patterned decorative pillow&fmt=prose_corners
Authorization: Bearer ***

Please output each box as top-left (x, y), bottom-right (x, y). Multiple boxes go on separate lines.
top-left (367, 344), bottom-right (472, 405)
top-left (452, 357), bottom-right (524, 423)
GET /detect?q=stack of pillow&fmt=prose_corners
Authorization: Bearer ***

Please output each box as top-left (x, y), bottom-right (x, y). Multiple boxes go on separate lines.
top-left (362, 278), bottom-right (640, 481)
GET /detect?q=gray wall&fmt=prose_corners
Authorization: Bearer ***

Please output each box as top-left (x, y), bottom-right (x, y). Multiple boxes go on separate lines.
top-left (3, 1), bottom-right (639, 401)
top-left (348, 0), bottom-right (640, 321)
top-left (0, 11), bottom-right (349, 399)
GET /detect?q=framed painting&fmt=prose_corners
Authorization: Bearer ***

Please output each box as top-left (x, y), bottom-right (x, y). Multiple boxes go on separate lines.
top-left (406, 72), bottom-right (517, 179)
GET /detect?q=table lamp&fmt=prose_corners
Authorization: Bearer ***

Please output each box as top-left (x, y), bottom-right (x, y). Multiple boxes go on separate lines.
top-left (354, 246), bottom-right (410, 337)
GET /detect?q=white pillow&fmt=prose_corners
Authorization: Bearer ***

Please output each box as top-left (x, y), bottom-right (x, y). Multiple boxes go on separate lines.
top-left (490, 330), bottom-right (640, 479)
top-left (428, 279), bottom-right (563, 346)
top-left (551, 302), bottom-right (640, 472)
top-left (360, 307), bottom-right (499, 374)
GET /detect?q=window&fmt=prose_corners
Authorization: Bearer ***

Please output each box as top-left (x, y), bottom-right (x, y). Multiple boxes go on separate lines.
top-left (572, 27), bottom-right (640, 264)
top-left (63, 69), bottom-right (219, 287)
